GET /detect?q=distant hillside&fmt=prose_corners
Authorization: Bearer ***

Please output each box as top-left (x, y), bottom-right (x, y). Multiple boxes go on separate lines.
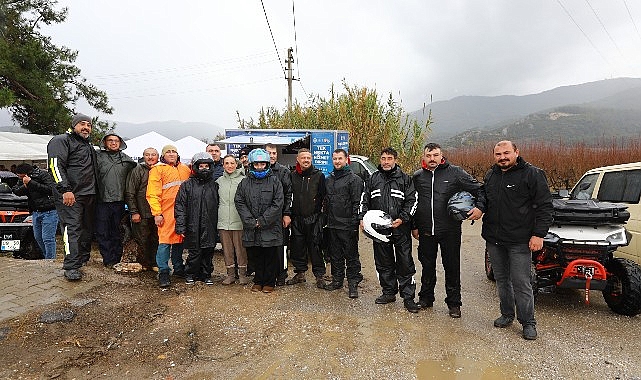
top-left (411, 77), bottom-right (641, 140)
top-left (444, 105), bottom-right (641, 148)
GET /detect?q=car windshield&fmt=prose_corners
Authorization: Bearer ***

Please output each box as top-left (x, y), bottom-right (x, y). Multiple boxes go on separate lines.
top-left (360, 158), bottom-right (377, 174)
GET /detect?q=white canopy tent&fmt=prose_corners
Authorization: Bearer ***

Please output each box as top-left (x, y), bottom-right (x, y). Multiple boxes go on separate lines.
top-left (0, 132), bottom-right (53, 165)
top-left (122, 131), bottom-right (174, 161)
top-left (175, 136), bottom-right (210, 163)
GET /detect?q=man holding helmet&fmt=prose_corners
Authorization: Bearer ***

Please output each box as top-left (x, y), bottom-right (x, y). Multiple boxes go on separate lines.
top-left (412, 143), bottom-right (483, 318)
top-left (360, 147), bottom-right (420, 313)
top-left (234, 149), bottom-right (284, 293)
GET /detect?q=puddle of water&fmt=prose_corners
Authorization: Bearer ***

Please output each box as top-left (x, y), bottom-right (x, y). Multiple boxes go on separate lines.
top-left (416, 355), bottom-right (517, 380)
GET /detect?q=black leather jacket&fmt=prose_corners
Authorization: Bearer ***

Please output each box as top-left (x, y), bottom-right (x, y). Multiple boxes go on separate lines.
top-left (11, 167), bottom-right (56, 212)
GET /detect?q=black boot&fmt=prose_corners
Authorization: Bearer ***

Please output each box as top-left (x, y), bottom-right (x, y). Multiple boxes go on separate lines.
top-left (158, 270), bottom-right (171, 288)
top-left (348, 282), bottom-right (359, 298)
top-left (324, 280), bottom-right (343, 291)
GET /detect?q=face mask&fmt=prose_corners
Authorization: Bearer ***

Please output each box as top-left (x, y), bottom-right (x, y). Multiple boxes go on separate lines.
top-left (250, 167), bottom-right (270, 179)
top-left (195, 167), bottom-right (213, 180)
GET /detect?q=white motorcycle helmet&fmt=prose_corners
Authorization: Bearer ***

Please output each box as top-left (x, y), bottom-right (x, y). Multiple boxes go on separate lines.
top-left (362, 210), bottom-right (394, 243)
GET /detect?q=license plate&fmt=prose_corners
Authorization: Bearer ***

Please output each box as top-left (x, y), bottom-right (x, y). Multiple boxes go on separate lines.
top-left (1, 240), bottom-right (20, 251)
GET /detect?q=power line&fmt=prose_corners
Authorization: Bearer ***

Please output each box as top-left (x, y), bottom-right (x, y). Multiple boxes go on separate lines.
top-left (584, 0), bottom-right (624, 57)
top-left (92, 51), bottom-right (274, 80)
top-left (623, 0), bottom-right (641, 45)
top-left (109, 76), bottom-right (282, 100)
top-left (556, 0), bottom-right (611, 67)
top-left (260, 0), bottom-right (285, 75)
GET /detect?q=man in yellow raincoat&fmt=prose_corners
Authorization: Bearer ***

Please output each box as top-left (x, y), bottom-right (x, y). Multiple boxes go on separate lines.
top-left (146, 144), bottom-right (191, 287)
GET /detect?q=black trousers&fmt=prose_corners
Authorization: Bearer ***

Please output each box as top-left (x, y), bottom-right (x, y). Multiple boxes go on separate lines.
top-left (247, 246), bottom-right (278, 287)
top-left (55, 194), bottom-right (95, 270)
top-left (131, 216), bottom-right (159, 268)
top-left (185, 247), bottom-right (214, 280)
top-left (327, 228), bottom-right (362, 284)
top-left (289, 216), bottom-right (325, 278)
top-left (373, 228), bottom-right (416, 301)
top-left (95, 201), bottom-right (125, 266)
top-left (417, 230), bottom-right (462, 307)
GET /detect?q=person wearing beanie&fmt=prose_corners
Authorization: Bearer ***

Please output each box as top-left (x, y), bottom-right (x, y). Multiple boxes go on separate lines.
top-left (146, 144), bottom-right (191, 287)
top-left (237, 146), bottom-right (251, 173)
top-left (12, 163), bottom-right (59, 260)
top-left (174, 152), bottom-right (220, 285)
top-left (95, 132), bottom-right (137, 268)
top-left (47, 112), bottom-right (98, 281)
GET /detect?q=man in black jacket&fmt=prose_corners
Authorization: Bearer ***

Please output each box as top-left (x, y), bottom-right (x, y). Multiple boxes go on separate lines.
top-left (411, 143), bottom-right (483, 318)
top-left (360, 147), bottom-right (420, 313)
top-left (47, 113), bottom-right (97, 281)
top-left (206, 144), bottom-right (224, 180)
top-left (12, 163), bottom-right (58, 259)
top-left (478, 140), bottom-right (553, 340)
top-left (265, 143), bottom-right (293, 286)
top-left (323, 149), bottom-right (364, 298)
top-left (125, 147), bottom-right (159, 270)
top-left (286, 148), bottom-right (327, 288)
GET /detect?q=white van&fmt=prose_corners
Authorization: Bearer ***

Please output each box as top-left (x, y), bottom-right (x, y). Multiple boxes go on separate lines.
top-left (570, 162), bottom-right (641, 264)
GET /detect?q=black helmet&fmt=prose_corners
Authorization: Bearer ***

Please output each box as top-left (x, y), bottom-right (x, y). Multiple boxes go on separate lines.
top-left (362, 210), bottom-right (394, 243)
top-left (447, 191), bottom-right (475, 221)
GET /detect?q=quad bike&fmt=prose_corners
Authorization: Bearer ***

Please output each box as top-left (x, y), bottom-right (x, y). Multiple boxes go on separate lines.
top-left (0, 180), bottom-right (43, 260)
top-left (485, 198), bottom-right (641, 317)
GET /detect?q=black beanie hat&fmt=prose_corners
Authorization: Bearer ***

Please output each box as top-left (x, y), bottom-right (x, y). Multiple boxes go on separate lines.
top-left (71, 113), bottom-right (91, 128)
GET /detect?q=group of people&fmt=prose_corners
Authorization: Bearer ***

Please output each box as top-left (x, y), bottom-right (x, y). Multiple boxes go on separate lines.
top-left (31, 113), bottom-right (553, 342)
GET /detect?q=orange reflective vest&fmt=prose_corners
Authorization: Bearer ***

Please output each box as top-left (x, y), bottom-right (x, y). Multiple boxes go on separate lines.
top-left (146, 162), bottom-right (191, 244)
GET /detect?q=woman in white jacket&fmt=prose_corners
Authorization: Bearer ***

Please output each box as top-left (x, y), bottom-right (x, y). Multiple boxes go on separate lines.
top-left (216, 155), bottom-right (250, 284)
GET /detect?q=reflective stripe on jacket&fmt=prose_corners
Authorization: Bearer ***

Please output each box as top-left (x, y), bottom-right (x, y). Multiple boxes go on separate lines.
top-left (146, 162), bottom-right (191, 244)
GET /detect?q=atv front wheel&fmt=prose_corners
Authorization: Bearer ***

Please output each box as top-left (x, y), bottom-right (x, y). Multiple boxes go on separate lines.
top-left (602, 258), bottom-right (641, 316)
top-left (484, 248), bottom-right (495, 281)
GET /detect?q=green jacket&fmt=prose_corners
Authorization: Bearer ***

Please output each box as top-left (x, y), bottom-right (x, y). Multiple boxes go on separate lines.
top-left (216, 169), bottom-right (244, 230)
top-left (96, 149), bottom-right (136, 202)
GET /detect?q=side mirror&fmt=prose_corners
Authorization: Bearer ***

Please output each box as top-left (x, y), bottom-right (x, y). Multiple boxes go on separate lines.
top-left (558, 189), bottom-right (569, 198)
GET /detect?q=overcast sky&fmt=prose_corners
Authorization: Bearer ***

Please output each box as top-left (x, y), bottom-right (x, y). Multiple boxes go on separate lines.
top-left (41, 0), bottom-right (641, 128)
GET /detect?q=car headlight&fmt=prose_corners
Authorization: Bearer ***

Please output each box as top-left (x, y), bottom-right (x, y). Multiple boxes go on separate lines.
top-left (606, 231), bottom-right (627, 245)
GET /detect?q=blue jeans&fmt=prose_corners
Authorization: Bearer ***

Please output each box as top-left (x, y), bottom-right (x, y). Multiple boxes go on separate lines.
top-left (156, 243), bottom-right (185, 274)
top-left (486, 242), bottom-right (536, 326)
top-left (32, 210), bottom-right (59, 260)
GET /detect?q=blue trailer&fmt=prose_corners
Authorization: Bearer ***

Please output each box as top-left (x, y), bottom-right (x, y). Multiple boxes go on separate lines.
top-left (217, 129), bottom-right (350, 176)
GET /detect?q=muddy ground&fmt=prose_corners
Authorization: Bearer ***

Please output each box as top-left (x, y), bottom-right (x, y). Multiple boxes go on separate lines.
top-left (1, 222), bottom-right (641, 380)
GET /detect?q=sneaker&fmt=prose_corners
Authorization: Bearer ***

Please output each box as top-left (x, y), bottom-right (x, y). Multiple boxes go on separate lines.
top-left (203, 278), bottom-right (214, 285)
top-left (185, 276), bottom-right (195, 285)
top-left (375, 294), bottom-right (397, 304)
top-left (64, 269), bottom-right (82, 281)
top-left (251, 284), bottom-right (263, 292)
top-left (404, 299), bottom-right (420, 313)
top-left (493, 315), bottom-right (514, 328)
top-left (262, 286), bottom-right (275, 293)
top-left (315, 277), bottom-right (326, 289)
top-left (324, 281), bottom-right (343, 291)
top-left (448, 306), bottom-right (461, 318)
top-left (348, 283), bottom-right (359, 298)
top-left (285, 272), bottom-right (306, 285)
top-left (523, 325), bottom-right (537, 340)
top-left (417, 299), bottom-right (433, 309)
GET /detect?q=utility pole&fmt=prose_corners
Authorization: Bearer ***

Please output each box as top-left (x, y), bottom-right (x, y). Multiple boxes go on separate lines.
top-left (286, 47), bottom-right (294, 112)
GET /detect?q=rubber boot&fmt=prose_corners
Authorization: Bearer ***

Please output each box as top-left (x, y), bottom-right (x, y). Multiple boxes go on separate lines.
top-left (222, 268), bottom-right (236, 285)
top-left (237, 267), bottom-right (251, 285)
top-left (158, 270), bottom-right (171, 288)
